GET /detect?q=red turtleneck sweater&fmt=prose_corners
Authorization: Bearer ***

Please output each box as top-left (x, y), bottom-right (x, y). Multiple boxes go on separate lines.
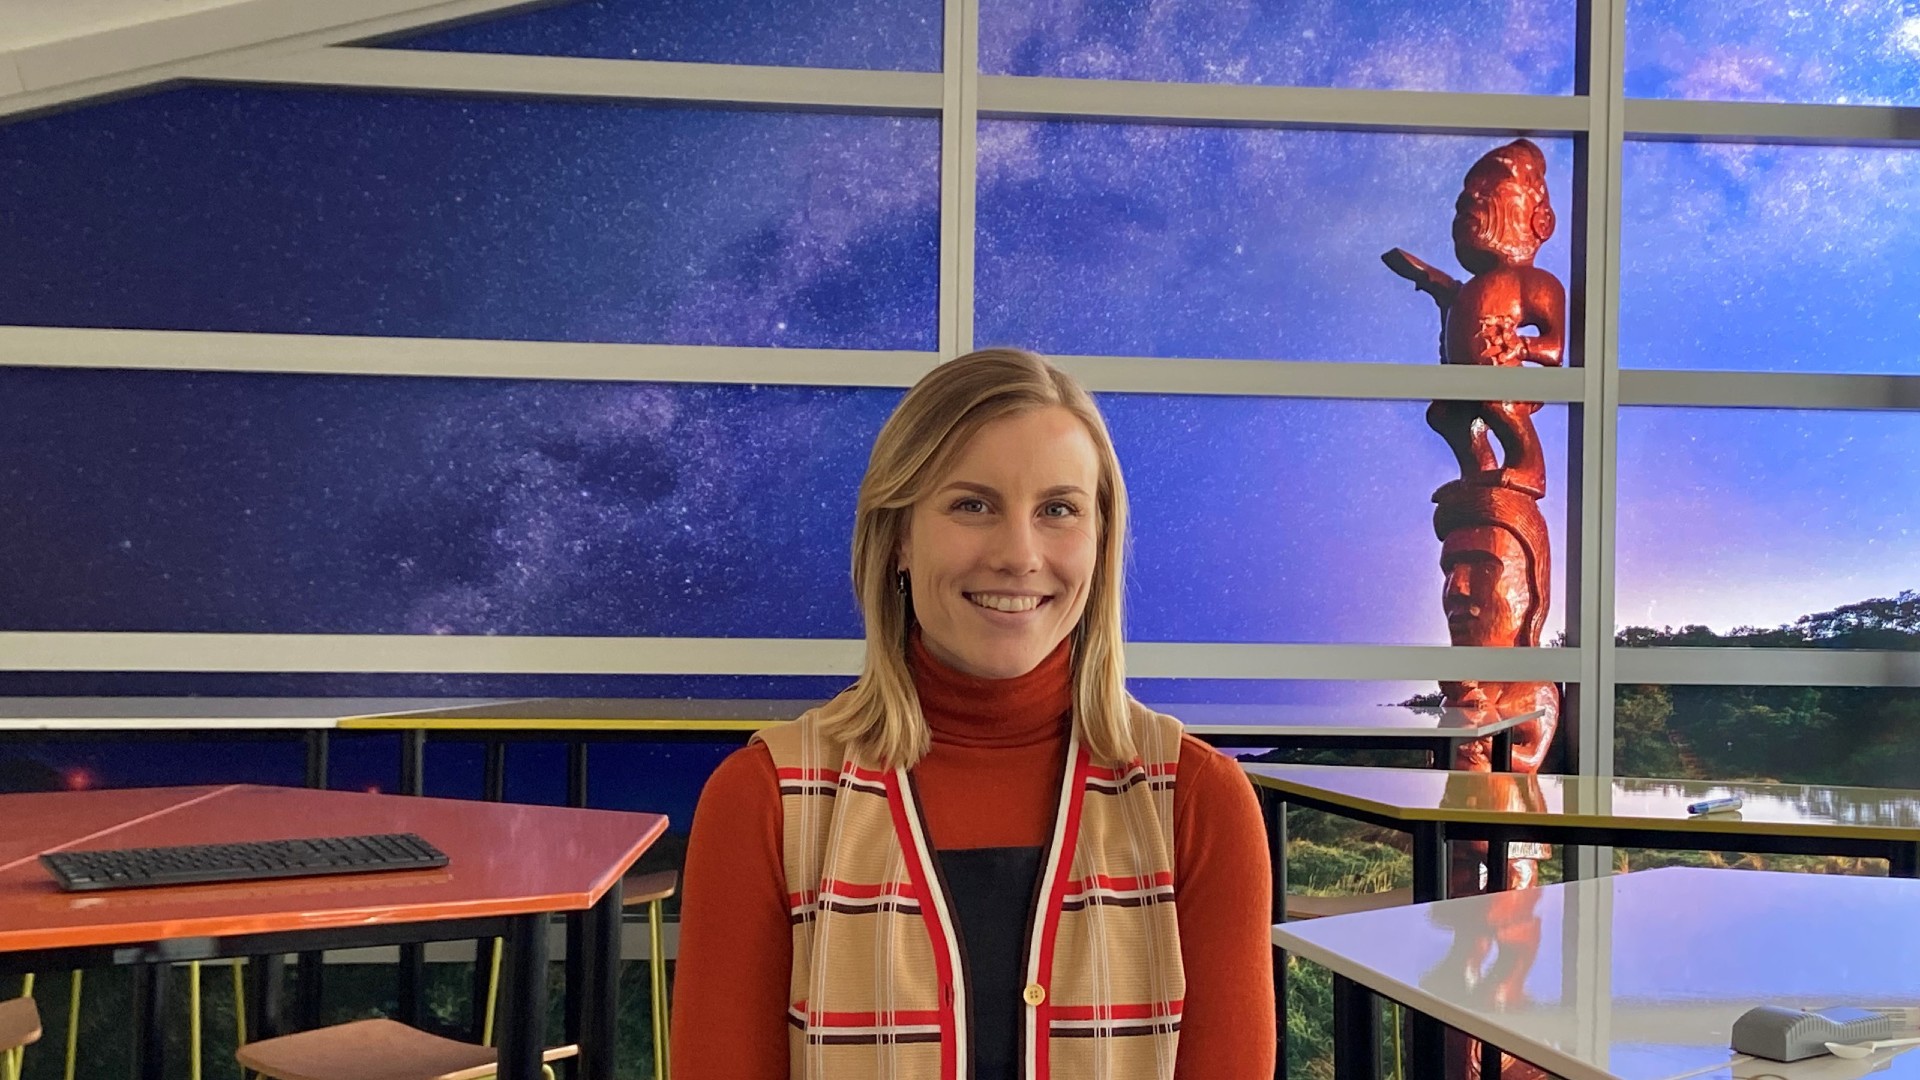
top-left (670, 635), bottom-right (1275, 1078)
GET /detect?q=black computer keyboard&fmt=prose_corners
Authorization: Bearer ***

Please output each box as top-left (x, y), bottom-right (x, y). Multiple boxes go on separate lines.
top-left (39, 833), bottom-right (450, 892)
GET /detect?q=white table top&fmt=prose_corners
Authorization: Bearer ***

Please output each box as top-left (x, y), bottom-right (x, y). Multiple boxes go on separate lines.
top-left (1243, 763), bottom-right (1920, 841)
top-left (1175, 702), bottom-right (1537, 740)
top-left (1274, 866), bottom-right (1920, 1080)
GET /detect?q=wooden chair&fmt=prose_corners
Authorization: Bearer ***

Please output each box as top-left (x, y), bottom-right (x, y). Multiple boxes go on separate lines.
top-left (621, 870), bottom-right (679, 1080)
top-left (0, 997), bottom-right (42, 1080)
top-left (237, 944), bottom-right (576, 1080)
top-left (237, 1018), bottom-right (575, 1080)
top-left (237, 868), bottom-right (677, 1080)
top-left (14, 960), bottom-right (245, 1080)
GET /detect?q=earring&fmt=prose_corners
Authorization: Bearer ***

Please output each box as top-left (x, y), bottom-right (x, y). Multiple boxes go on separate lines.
top-left (896, 570), bottom-right (910, 595)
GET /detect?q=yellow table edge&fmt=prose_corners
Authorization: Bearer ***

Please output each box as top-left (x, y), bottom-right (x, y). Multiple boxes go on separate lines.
top-left (337, 717), bottom-right (780, 732)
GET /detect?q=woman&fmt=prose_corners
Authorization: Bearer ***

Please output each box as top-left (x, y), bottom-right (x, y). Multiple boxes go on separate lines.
top-left (672, 348), bottom-right (1274, 1080)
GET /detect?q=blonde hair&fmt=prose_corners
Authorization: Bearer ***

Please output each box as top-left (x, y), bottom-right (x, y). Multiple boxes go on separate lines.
top-left (818, 347), bottom-right (1136, 769)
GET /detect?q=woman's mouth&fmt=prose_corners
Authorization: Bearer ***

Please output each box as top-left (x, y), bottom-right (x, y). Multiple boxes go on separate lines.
top-left (965, 592), bottom-right (1050, 614)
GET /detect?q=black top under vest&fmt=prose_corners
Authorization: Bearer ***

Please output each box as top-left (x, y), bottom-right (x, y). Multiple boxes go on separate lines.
top-left (938, 844), bottom-right (1046, 1080)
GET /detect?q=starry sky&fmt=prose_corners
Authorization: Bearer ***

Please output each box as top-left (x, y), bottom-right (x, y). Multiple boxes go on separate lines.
top-left (0, 0), bottom-right (1915, 803)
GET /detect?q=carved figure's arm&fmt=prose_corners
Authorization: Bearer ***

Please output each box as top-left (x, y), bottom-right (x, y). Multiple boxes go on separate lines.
top-left (1382, 248), bottom-right (1461, 309)
top-left (1519, 268), bottom-right (1566, 368)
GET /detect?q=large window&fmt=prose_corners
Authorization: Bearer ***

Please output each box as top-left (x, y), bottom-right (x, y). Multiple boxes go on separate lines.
top-left (1616, 408), bottom-right (1920, 636)
top-left (977, 124), bottom-right (1576, 363)
top-left (1621, 142), bottom-right (1920, 374)
top-left (981, 0), bottom-right (1577, 94)
top-left (1625, 0), bottom-right (1920, 106)
top-left (374, 0), bottom-right (943, 71)
top-left (0, 89), bottom-right (940, 347)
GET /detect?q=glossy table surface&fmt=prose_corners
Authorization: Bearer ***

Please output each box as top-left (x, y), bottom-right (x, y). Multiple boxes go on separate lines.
top-left (1275, 866), bottom-right (1920, 1080)
top-left (0, 784), bottom-right (666, 952)
top-left (338, 695), bottom-right (1539, 739)
top-left (1243, 763), bottom-right (1920, 841)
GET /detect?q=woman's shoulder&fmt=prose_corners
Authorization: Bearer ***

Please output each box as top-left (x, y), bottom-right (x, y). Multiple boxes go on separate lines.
top-left (748, 701), bottom-right (841, 764)
top-left (704, 739), bottom-right (779, 799)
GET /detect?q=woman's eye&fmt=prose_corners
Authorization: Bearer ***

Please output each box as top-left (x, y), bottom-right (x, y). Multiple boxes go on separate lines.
top-left (953, 498), bottom-right (989, 514)
top-left (1043, 501), bottom-right (1081, 518)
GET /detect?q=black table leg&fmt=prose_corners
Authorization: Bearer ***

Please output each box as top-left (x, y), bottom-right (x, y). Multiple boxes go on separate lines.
top-left (1331, 975), bottom-right (1380, 1080)
top-left (472, 938), bottom-right (501, 1044)
top-left (131, 962), bottom-right (170, 1080)
top-left (498, 914), bottom-right (551, 1080)
top-left (1492, 729), bottom-right (1513, 774)
top-left (579, 881), bottom-right (624, 1080)
top-left (248, 954), bottom-right (287, 1041)
top-left (304, 731), bottom-right (329, 789)
top-left (296, 951), bottom-right (325, 1030)
top-left (1486, 826), bottom-right (1510, 894)
top-left (568, 743), bottom-right (590, 808)
top-left (1411, 822), bottom-right (1447, 904)
top-left (294, 731), bottom-right (330, 1030)
top-left (471, 741), bottom-right (510, 1043)
top-left (398, 944), bottom-right (426, 1029)
top-left (1481, 1034), bottom-right (1505, 1080)
top-left (565, 910), bottom-right (586, 1080)
top-left (1891, 842), bottom-right (1919, 879)
top-left (397, 728), bottom-right (428, 1028)
top-left (1264, 791), bottom-right (1289, 1079)
top-left (1408, 823), bottom-right (1449, 1077)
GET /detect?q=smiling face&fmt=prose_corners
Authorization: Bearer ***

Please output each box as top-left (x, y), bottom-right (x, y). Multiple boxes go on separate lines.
top-left (897, 406), bottom-right (1102, 680)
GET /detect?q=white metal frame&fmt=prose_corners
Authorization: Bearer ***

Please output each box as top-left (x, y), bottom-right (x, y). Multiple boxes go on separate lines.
top-left (3, 3), bottom-right (1918, 763)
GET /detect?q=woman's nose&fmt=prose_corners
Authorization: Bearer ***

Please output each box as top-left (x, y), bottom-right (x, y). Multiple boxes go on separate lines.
top-left (989, 517), bottom-right (1044, 573)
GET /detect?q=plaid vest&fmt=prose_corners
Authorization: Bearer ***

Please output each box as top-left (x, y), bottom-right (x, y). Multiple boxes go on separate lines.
top-left (754, 700), bottom-right (1186, 1080)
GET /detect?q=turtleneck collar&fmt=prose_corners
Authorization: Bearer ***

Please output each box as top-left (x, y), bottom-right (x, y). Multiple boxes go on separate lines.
top-left (908, 627), bottom-right (1074, 749)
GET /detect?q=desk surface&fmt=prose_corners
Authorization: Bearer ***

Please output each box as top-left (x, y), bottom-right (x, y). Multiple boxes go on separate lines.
top-left (337, 696), bottom-right (1538, 739)
top-left (1243, 763), bottom-right (1920, 842)
top-left (0, 784), bottom-right (666, 953)
top-left (1274, 866), bottom-right (1920, 1080)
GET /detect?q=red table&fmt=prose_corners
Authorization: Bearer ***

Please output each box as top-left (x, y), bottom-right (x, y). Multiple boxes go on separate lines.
top-left (0, 784), bottom-right (666, 1080)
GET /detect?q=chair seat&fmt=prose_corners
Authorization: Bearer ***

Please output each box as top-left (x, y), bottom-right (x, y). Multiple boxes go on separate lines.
top-left (622, 869), bottom-right (679, 906)
top-left (1284, 886), bottom-right (1413, 920)
top-left (237, 1018), bottom-right (577, 1080)
top-left (0, 996), bottom-right (41, 1053)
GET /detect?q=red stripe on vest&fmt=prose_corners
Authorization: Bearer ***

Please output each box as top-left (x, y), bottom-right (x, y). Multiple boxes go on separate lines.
top-left (1085, 761), bottom-right (1177, 781)
top-left (885, 770), bottom-right (958, 1080)
top-left (1033, 742), bottom-right (1097, 1080)
top-left (1049, 1000), bottom-right (1185, 1022)
top-left (1065, 871), bottom-right (1176, 894)
top-left (805, 1008), bottom-right (946, 1027)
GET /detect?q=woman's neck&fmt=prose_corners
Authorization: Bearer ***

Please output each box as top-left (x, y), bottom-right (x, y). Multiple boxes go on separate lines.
top-left (908, 629), bottom-right (1073, 749)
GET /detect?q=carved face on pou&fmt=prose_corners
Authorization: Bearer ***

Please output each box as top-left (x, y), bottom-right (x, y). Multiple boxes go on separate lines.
top-left (1452, 138), bottom-right (1555, 274)
top-left (1440, 525), bottom-right (1535, 649)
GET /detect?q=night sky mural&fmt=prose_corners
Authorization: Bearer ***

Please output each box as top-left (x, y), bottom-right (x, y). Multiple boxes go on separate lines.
top-left (1, 0), bottom-right (1915, 812)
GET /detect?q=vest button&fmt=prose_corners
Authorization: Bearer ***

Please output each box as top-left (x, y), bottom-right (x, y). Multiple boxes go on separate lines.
top-left (1022, 983), bottom-right (1047, 1007)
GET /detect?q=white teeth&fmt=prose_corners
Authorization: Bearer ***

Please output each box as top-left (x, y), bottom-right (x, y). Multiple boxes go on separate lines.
top-left (968, 593), bottom-right (1043, 613)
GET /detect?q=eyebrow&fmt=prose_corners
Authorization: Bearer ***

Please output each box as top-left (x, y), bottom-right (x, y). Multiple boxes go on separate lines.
top-left (942, 481), bottom-right (1091, 500)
